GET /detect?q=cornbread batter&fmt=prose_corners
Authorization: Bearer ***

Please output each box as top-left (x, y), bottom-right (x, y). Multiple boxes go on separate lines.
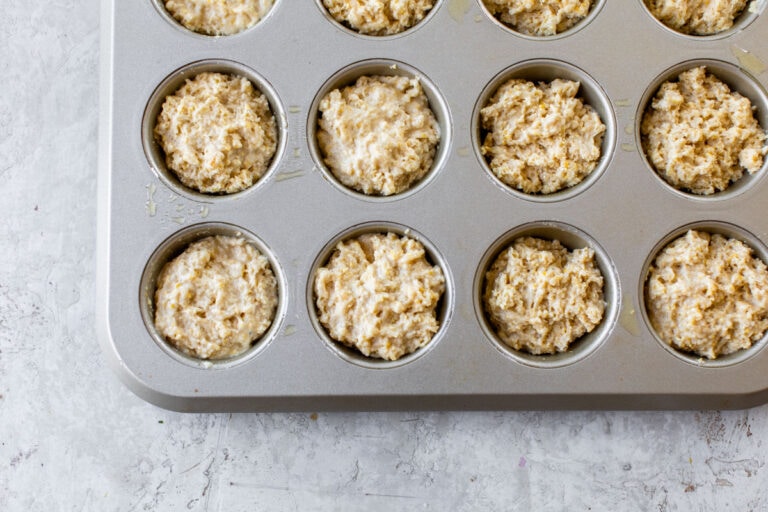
top-left (641, 66), bottom-right (766, 195)
top-left (317, 75), bottom-right (440, 196)
top-left (163, 0), bottom-right (274, 36)
top-left (154, 235), bottom-right (278, 360)
top-left (644, 0), bottom-right (747, 35)
top-left (480, 78), bottom-right (605, 194)
top-left (154, 72), bottom-right (277, 194)
top-left (484, 237), bottom-right (605, 354)
top-left (482, 0), bottom-right (594, 36)
top-left (314, 232), bottom-right (445, 360)
top-left (322, 0), bottom-right (436, 35)
top-left (646, 230), bottom-right (768, 359)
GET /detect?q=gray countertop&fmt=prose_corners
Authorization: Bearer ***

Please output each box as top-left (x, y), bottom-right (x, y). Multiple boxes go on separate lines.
top-left (1, 1), bottom-right (766, 510)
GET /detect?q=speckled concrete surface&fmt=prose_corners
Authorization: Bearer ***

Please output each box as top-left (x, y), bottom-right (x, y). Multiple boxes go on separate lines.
top-left (1, 1), bottom-right (767, 510)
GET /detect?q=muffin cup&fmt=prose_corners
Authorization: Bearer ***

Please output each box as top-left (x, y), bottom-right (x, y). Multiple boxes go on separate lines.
top-left (472, 59), bottom-right (616, 202)
top-left (307, 221), bottom-right (454, 369)
top-left (314, 0), bottom-right (441, 39)
top-left (640, 221), bottom-right (768, 368)
top-left (636, 59), bottom-right (768, 201)
top-left (639, 0), bottom-right (763, 39)
top-left (475, 221), bottom-right (619, 369)
top-left (307, 59), bottom-right (452, 202)
top-left (151, 0), bottom-right (280, 38)
top-left (139, 222), bottom-right (287, 369)
top-left (478, 0), bottom-right (606, 40)
top-left (142, 59), bottom-right (287, 202)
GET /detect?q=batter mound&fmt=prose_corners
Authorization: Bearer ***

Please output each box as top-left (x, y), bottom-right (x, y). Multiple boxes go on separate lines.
top-left (314, 232), bottom-right (446, 361)
top-left (641, 66), bottom-right (766, 195)
top-left (482, 0), bottom-right (594, 36)
top-left (322, 0), bottom-right (436, 35)
top-left (154, 235), bottom-right (279, 360)
top-left (154, 72), bottom-right (278, 194)
top-left (644, 0), bottom-right (747, 35)
top-left (480, 78), bottom-right (605, 194)
top-left (163, 0), bottom-right (274, 36)
top-left (484, 237), bottom-right (605, 354)
top-left (646, 230), bottom-right (768, 359)
top-left (317, 75), bottom-right (440, 196)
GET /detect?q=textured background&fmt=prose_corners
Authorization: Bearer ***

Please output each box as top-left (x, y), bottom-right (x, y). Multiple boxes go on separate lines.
top-left (1, 1), bottom-right (767, 510)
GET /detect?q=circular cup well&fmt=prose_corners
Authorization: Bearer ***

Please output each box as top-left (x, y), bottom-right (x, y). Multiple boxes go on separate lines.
top-left (314, 0), bottom-right (441, 39)
top-left (639, 0), bottom-right (763, 39)
top-left (640, 221), bottom-right (768, 368)
top-left (478, 0), bottom-right (606, 40)
top-left (474, 221), bottom-right (619, 368)
top-left (139, 222), bottom-right (287, 369)
top-left (637, 59), bottom-right (768, 201)
top-left (142, 59), bottom-right (287, 202)
top-left (472, 59), bottom-right (616, 202)
top-left (151, 0), bottom-right (280, 38)
top-left (308, 59), bottom-right (452, 202)
top-left (307, 222), bottom-right (454, 369)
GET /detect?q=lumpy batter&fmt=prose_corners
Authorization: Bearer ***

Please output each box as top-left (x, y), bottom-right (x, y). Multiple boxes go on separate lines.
top-left (484, 236), bottom-right (605, 354)
top-left (644, 0), bottom-right (747, 35)
top-left (641, 66), bottom-right (766, 195)
top-left (646, 230), bottom-right (768, 359)
top-left (154, 235), bottom-right (278, 360)
top-left (163, 0), bottom-right (274, 36)
top-left (317, 75), bottom-right (439, 196)
top-left (322, 0), bottom-right (436, 35)
top-left (482, 0), bottom-right (594, 36)
top-left (314, 232), bottom-right (445, 360)
top-left (154, 72), bottom-right (277, 194)
top-left (480, 78), bottom-right (605, 194)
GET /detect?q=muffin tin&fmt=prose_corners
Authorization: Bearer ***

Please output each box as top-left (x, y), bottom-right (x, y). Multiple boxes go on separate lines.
top-left (98, 0), bottom-right (768, 411)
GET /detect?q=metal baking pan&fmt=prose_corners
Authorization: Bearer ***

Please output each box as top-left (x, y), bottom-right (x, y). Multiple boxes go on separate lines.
top-left (97, 0), bottom-right (768, 411)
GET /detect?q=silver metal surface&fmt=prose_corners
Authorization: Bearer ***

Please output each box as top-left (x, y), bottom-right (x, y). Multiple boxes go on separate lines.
top-left (98, 0), bottom-right (768, 411)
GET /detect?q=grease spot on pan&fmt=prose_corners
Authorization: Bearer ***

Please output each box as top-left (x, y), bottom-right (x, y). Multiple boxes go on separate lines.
top-left (449, 0), bottom-right (471, 22)
top-left (731, 45), bottom-right (766, 75)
